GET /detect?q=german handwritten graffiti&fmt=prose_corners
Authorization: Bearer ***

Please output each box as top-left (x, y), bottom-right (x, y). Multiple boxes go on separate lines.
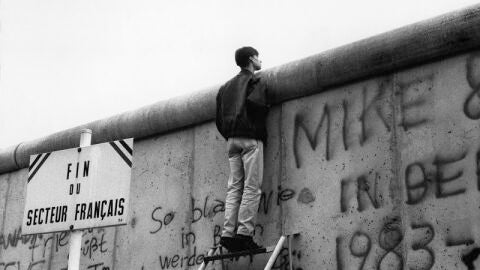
top-left (404, 162), bottom-right (428, 205)
top-left (191, 196), bottom-right (224, 223)
top-left (359, 80), bottom-right (391, 144)
top-left (293, 105), bottom-right (331, 168)
top-left (292, 75), bottom-right (434, 169)
top-left (0, 260), bottom-right (45, 270)
top-left (150, 206), bottom-right (175, 234)
top-left (378, 221), bottom-right (403, 270)
top-left (258, 185), bottom-right (296, 215)
top-left (271, 247), bottom-right (303, 270)
top-left (410, 223), bottom-right (435, 270)
top-left (348, 231), bottom-right (371, 270)
top-left (0, 227), bottom-right (111, 270)
top-left (158, 246), bottom-right (205, 269)
top-left (462, 248), bottom-right (480, 270)
top-left (81, 229), bottom-right (108, 259)
top-left (4, 52), bottom-right (480, 269)
top-left (146, 184), bottom-right (300, 269)
top-left (287, 53), bottom-right (480, 269)
top-left (463, 53), bottom-right (480, 119)
top-left (341, 172), bottom-right (383, 213)
top-left (397, 74), bottom-right (433, 131)
top-left (405, 150), bottom-right (468, 205)
top-left (336, 220), bottom-right (404, 270)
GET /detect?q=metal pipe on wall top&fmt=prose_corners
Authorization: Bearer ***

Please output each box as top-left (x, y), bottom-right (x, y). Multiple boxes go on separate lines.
top-left (1, 4), bottom-right (480, 174)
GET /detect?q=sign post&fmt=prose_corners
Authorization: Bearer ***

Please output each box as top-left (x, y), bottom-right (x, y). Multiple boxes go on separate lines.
top-left (68, 129), bottom-right (91, 270)
top-left (22, 129), bottom-right (133, 269)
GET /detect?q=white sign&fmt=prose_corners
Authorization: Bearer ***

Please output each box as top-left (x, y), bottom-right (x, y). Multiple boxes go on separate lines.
top-left (22, 138), bottom-right (133, 235)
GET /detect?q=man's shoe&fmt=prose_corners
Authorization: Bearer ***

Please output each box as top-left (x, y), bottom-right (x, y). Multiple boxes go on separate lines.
top-left (236, 234), bottom-right (262, 250)
top-left (220, 236), bottom-right (243, 252)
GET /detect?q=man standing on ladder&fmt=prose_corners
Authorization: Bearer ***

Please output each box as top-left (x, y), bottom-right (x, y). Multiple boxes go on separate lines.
top-left (216, 46), bottom-right (269, 252)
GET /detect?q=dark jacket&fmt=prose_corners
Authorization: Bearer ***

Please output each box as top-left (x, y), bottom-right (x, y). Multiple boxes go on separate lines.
top-left (216, 69), bottom-right (269, 143)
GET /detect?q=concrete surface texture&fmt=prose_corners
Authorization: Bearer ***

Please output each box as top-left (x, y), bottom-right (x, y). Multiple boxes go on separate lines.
top-left (1, 51), bottom-right (480, 269)
top-left (2, 7), bottom-right (480, 270)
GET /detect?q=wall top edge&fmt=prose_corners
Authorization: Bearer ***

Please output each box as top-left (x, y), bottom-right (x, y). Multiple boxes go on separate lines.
top-left (1, 4), bottom-right (480, 174)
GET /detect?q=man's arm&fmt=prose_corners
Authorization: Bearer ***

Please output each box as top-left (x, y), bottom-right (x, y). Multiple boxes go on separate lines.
top-left (215, 88), bottom-right (226, 139)
top-left (247, 77), bottom-right (269, 109)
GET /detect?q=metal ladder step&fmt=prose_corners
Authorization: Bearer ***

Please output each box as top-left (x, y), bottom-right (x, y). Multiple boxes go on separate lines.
top-left (204, 246), bottom-right (274, 262)
top-left (198, 233), bottom-right (298, 270)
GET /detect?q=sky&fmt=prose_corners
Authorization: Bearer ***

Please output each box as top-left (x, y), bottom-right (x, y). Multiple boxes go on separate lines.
top-left (0, 0), bottom-right (478, 150)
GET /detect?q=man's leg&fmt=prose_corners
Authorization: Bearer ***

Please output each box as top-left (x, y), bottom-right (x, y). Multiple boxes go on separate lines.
top-left (222, 138), bottom-right (245, 238)
top-left (237, 138), bottom-right (264, 238)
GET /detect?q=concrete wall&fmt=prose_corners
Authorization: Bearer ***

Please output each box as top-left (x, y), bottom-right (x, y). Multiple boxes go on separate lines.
top-left (1, 50), bottom-right (480, 270)
top-left (2, 6), bottom-right (480, 270)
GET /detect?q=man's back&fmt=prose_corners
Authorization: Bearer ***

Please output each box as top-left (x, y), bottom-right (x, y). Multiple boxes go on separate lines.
top-left (216, 69), bottom-right (267, 142)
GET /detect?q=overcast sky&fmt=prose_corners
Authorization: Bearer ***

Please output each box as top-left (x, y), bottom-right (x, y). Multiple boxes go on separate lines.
top-left (0, 0), bottom-right (478, 150)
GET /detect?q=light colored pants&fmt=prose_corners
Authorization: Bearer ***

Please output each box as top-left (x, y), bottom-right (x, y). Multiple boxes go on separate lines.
top-left (222, 137), bottom-right (264, 237)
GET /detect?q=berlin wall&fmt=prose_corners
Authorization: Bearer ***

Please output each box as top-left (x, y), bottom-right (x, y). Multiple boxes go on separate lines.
top-left (1, 5), bottom-right (480, 270)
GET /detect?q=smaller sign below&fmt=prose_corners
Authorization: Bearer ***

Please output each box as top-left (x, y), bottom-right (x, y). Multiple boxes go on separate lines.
top-left (22, 138), bottom-right (134, 235)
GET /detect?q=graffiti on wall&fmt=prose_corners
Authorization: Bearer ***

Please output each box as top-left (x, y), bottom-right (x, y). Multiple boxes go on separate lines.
top-left (290, 53), bottom-right (480, 269)
top-left (1, 53), bottom-right (480, 269)
top-left (0, 227), bottom-right (112, 270)
top-left (293, 72), bottom-right (436, 169)
top-left (147, 184), bottom-right (303, 269)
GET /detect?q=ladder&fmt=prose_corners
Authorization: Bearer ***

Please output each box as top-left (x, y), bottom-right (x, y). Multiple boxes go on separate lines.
top-left (198, 234), bottom-right (296, 270)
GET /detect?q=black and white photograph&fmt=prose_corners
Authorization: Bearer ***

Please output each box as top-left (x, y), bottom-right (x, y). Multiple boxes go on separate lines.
top-left (1, 1), bottom-right (480, 269)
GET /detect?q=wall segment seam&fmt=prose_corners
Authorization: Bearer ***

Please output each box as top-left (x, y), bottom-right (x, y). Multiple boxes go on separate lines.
top-left (13, 143), bottom-right (22, 170)
top-left (391, 71), bottom-right (408, 262)
top-left (0, 173), bottom-right (12, 259)
top-left (185, 126), bottom-right (195, 258)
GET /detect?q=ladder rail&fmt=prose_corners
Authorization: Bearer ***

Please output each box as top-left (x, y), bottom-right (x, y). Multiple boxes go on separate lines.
top-left (200, 233), bottom-right (297, 270)
top-left (264, 235), bottom-right (287, 270)
top-left (198, 247), bottom-right (217, 270)
top-left (288, 235), bottom-right (293, 270)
